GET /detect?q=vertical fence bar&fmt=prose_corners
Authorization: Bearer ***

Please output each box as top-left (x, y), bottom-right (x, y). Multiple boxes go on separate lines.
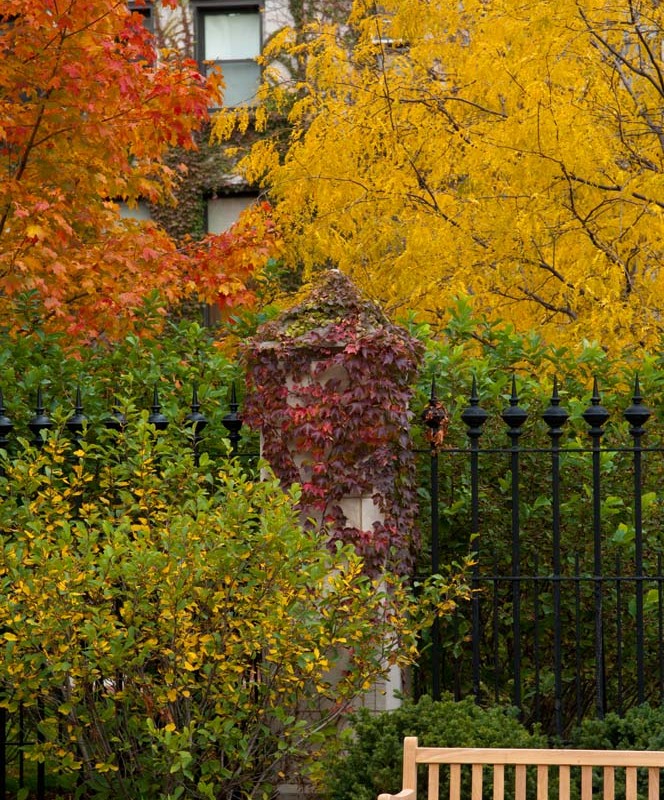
top-left (623, 376), bottom-right (651, 705)
top-left (461, 377), bottom-right (488, 703)
top-left (430, 446), bottom-right (440, 700)
top-left (543, 377), bottom-right (569, 738)
top-left (147, 385), bottom-right (169, 430)
top-left (533, 556), bottom-right (541, 723)
top-left (423, 379), bottom-right (442, 700)
top-left (575, 553), bottom-right (583, 725)
top-left (28, 387), bottom-right (53, 448)
top-left (492, 553), bottom-right (501, 704)
top-left (501, 375), bottom-right (528, 711)
top-left (582, 378), bottom-right (609, 719)
top-left (19, 704), bottom-right (24, 790)
top-left (66, 386), bottom-right (87, 450)
top-left (186, 384), bottom-right (208, 467)
top-left (222, 383), bottom-right (243, 457)
top-left (616, 556), bottom-right (624, 715)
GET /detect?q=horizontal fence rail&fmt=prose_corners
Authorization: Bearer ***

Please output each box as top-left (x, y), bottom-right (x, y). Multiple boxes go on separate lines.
top-left (419, 375), bottom-right (664, 739)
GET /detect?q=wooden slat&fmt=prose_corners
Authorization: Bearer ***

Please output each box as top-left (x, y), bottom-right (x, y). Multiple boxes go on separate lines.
top-left (472, 763), bottom-right (483, 800)
top-left (449, 763), bottom-right (461, 800)
top-left (536, 764), bottom-right (548, 800)
top-left (604, 766), bottom-right (615, 800)
top-left (648, 767), bottom-right (659, 800)
top-left (427, 763), bottom-right (439, 800)
top-left (515, 764), bottom-right (526, 800)
top-left (414, 748), bottom-right (664, 768)
top-left (403, 737), bottom-right (418, 797)
top-left (558, 764), bottom-right (570, 800)
top-left (625, 766), bottom-right (637, 800)
top-left (493, 764), bottom-right (505, 800)
top-left (581, 765), bottom-right (592, 800)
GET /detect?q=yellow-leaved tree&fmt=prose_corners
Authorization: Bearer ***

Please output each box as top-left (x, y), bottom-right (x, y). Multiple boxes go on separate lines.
top-left (216, 0), bottom-right (664, 351)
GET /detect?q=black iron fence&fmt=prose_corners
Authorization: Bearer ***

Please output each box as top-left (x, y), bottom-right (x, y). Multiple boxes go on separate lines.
top-left (6, 372), bottom-right (664, 793)
top-left (419, 375), bottom-right (664, 738)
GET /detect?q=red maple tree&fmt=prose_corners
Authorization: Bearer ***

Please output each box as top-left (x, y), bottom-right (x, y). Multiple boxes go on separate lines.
top-left (0, 0), bottom-right (278, 341)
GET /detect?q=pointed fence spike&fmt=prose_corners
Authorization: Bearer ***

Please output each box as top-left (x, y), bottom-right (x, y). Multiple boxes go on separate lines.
top-left (461, 377), bottom-right (489, 438)
top-left (147, 385), bottom-right (168, 431)
top-left (633, 373), bottom-right (642, 401)
top-left (470, 374), bottom-right (478, 402)
top-left (67, 386), bottom-right (87, 441)
top-left (186, 384), bottom-right (207, 431)
top-left (543, 376), bottom-right (569, 437)
top-left (421, 376), bottom-right (448, 452)
top-left (28, 386), bottom-right (53, 447)
top-left (502, 373), bottom-right (528, 434)
top-left (624, 373), bottom-right (651, 434)
top-left (582, 377), bottom-right (609, 435)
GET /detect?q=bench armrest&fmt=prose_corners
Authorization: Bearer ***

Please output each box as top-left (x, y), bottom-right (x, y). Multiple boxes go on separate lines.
top-left (378, 790), bottom-right (416, 800)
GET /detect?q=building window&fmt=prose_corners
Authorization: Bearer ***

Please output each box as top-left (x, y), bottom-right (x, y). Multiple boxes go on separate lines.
top-left (196, 5), bottom-right (262, 107)
top-left (207, 194), bottom-right (255, 234)
top-left (204, 193), bottom-right (256, 326)
top-left (128, 1), bottom-right (154, 34)
top-left (119, 201), bottom-right (152, 221)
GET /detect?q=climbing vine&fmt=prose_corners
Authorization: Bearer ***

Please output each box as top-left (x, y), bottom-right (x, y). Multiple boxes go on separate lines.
top-left (243, 270), bottom-right (423, 575)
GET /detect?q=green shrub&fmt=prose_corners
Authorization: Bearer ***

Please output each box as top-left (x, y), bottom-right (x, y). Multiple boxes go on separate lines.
top-left (569, 704), bottom-right (664, 751)
top-left (318, 695), bottom-right (546, 800)
top-left (564, 705), bottom-right (664, 799)
top-left (0, 423), bottom-right (421, 800)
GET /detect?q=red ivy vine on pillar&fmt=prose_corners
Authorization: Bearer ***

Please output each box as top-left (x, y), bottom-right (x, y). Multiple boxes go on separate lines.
top-left (242, 270), bottom-right (423, 575)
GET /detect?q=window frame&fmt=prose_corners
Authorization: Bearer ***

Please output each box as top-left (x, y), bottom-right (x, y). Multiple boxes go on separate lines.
top-left (192, 0), bottom-right (264, 107)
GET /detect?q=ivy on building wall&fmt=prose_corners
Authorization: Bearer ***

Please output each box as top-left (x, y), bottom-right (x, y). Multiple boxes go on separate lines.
top-left (243, 270), bottom-right (423, 575)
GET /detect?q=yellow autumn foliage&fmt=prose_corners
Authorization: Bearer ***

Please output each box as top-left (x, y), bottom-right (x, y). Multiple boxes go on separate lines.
top-left (216, 0), bottom-right (664, 353)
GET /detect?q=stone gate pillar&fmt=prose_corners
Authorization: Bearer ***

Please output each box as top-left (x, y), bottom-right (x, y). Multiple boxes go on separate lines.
top-left (243, 269), bottom-right (423, 711)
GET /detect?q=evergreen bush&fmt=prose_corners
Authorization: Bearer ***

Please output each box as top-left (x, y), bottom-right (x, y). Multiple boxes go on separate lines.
top-left (318, 695), bottom-right (546, 800)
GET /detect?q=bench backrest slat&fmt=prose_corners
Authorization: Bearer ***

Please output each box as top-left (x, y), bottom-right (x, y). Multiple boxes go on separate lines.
top-left (428, 763), bottom-right (439, 800)
top-left (449, 762), bottom-right (460, 800)
top-left (649, 766), bottom-right (660, 800)
top-left (494, 764), bottom-right (505, 800)
top-left (536, 764), bottom-right (547, 800)
top-left (580, 765), bottom-right (592, 800)
top-left (472, 763), bottom-right (482, 800)
top-left (559, 764), bottom-right (570, 800)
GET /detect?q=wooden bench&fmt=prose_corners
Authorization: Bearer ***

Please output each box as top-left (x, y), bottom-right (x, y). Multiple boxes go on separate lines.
top-left (377, 736), bottom-right (664, 800)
